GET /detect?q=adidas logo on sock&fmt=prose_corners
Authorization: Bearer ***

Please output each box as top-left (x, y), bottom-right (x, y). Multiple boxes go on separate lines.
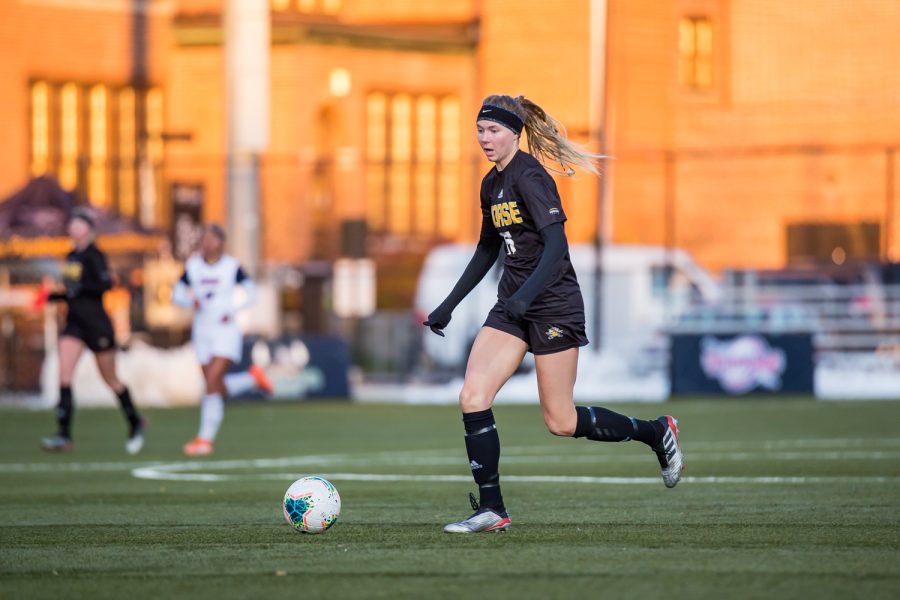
top-left (470, 460), bottom-right (483, 470)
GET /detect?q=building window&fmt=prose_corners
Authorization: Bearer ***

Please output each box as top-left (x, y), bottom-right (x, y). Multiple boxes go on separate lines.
top-left (28, 80), bottom-right (163, 215)
top-left (787, 222), bottom-right (881, 263)
top-left (88, 84), bottom-right (109, 207)
top-left (365, 93), bottom-right (388, 232)
top-left (415, 95), bottom-right (437, 237)
top-left (678, 16), bottom-right (714, 89)
top-left (146, 87), bottom-right (165, 164)
top-left (118, 87), bottom-right (137, 218)
top-left (389, 94), bottom-right (412, 235)
top-left (438, 96), bottom-right (461, 239)
top-left (271, 0), bottom-right (340, 13)
top-left (365, 92), bottom-right (462, 239)
top-left (30, 81), bottom-right (50, 177)
top-left (59, 83), bottom-right (80, 191)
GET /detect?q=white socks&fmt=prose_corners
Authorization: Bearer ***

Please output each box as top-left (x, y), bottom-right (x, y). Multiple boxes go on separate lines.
top-left (197, 393), bottom-right (224, 442)
top-left (224, 371), bottom-right (256, 397)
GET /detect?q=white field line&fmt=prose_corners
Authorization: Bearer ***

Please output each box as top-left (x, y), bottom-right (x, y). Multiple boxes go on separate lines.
top-left (4, 438), bottom-right (898, 474)
top-left (4, 442), bottom-right (900, 475)
top-left (129, 466), bottom-right (900, 485)
top-left (0, 454), bottom-right (360, 474)
top-left (0, 460), bottom-right (167, 473)
top-left (127, 448), bottom-right (900, 483)
top-left (4, 451), bottom-right (899, 475)
top-left (308, 474), bottom-right (900, 485)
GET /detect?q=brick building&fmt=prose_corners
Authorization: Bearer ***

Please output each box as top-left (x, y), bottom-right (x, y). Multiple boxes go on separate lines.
top-left (606, 0), bottom-right (900, 271)
top-left (2, 0), bottom-right (898, 287)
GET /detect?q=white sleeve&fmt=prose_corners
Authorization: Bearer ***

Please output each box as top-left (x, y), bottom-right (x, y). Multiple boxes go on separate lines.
top-left (233, 278), bottom-right (256, 312)
top-left (172, 278), bottom-right (194, 308)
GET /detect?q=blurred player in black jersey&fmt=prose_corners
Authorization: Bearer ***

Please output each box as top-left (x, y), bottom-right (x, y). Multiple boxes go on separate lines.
top-left (424, 95), bottom-right (685, 534)
top-left (40, 208), bottom-right (144, 454)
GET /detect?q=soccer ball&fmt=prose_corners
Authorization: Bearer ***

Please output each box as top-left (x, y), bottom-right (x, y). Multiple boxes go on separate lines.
top-left (282, 476), bottom-right (341, 534)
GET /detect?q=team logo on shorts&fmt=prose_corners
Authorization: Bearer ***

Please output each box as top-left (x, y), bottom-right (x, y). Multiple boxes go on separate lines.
top-left (549, 207), bottom-right (560, 215)
top-left (97, 337), bottom-right (110, 349)
top-left (545, 326), bottom-right (565, 341)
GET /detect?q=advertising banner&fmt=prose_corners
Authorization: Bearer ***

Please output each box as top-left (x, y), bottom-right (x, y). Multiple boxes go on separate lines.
top-left (670, 333), bottom-right (814, 395)
top-left (233, 335), bottom-right (351, 400)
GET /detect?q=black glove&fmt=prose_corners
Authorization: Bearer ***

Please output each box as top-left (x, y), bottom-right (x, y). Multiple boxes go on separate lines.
top-left (422, 215), bottom-right (503, 339)
top-left (423, 306), bottom-right (452, 337)
top-left (503, 297), bottom-right (528, 321)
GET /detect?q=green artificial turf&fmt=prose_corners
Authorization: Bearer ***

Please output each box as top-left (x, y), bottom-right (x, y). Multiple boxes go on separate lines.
top-left (1, 399), bottom-right (898, 599)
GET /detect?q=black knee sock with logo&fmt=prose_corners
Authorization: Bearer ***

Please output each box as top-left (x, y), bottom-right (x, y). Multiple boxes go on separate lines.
top-left (463, 409), bottom-right (506, 515)
top-left (573, 406), bottom-right (663, 447)
top-left (57, 386), bottom-right (73, 439)
top-left (115, 387), bottom-right (141, 435)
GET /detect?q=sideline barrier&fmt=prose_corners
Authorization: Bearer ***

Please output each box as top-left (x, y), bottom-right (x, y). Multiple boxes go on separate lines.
top-left (234, 335), bottom-right (351, 401)
top-left (670, 333), bottom-right (814, 396)
top-left (35, 335), bottom-right (351, 408)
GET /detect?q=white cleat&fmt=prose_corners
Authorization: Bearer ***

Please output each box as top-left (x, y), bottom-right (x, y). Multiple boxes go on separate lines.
top-left (444, 509), bottom-right (512, 534)
top-left (444, 494), bottom-right (511, 534)
top-left (126, 421), bottom-right (145, 455)
top-left (653, 416), bottom-right (684, 488)
top-left (40, 435), bottom-right (73, 453)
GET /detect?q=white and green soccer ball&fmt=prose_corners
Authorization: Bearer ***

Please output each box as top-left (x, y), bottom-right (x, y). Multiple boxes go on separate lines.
top-left (282, 476), bottom-right (341, 534)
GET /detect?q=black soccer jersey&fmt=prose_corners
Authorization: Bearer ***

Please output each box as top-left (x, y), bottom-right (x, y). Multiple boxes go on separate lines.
top-left (59, 243), bottom-right (113, 310)
top-left (53, 242), bottom-right (116, 351)
top-left (480, 150), bottom-right (585, 322)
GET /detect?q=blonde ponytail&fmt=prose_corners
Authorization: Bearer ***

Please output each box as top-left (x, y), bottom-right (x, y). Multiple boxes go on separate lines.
top-left (481, 94), bottom-right (603, 176)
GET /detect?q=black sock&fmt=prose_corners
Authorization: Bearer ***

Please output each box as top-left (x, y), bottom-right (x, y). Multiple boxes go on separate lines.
top-left (462, 409), bottom-right (505, 515)
top-left (115, 387), bottom-right (141, 435)
top-left (633, 418), bottom-right (664, 446)
top-left (574, 406), bottom-right (663, 447)
top-left (57, 386), bottom-right (73, 439)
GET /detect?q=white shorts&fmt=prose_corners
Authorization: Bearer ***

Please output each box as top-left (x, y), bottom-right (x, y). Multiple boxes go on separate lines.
top-left (192, 322), bottom-right (243, 365)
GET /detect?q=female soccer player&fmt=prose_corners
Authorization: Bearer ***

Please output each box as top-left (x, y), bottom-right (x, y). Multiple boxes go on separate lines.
top-left (424, 95), bottom-right (685, 534)
top-left (173, 224), bottom-right (265, 456)
top-left (41, 208), bottom-right (144, 454)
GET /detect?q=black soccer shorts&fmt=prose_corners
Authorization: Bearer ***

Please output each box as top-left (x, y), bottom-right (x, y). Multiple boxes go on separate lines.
top-left (62, 311), bottom-right (116, 353)
top-left (483, 303), bottom-right (589, 355)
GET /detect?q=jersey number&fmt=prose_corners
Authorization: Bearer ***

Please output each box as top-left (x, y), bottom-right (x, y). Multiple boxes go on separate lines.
top-left (501, 231), bottom-right (517, 255)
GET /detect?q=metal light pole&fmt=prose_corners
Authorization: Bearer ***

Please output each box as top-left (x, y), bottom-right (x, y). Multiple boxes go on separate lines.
top-left (590, 0), bottom-right (610, 352)
top-left (224, 0), bottom-right (270, 275)
top-left (131, 0), bottom-right (156, 227)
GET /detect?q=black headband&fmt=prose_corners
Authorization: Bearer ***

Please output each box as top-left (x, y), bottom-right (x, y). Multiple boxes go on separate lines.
top-left (476, 104), bottom-right (523, 135)
top-left (207, 224), bottom-right (226, 241)
top-left (69, 207), bottom-right (95, 229)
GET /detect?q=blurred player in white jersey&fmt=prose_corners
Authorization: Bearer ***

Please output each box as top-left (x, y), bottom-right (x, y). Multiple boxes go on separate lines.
top-left (172, 224), bottom-right (271, 456)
